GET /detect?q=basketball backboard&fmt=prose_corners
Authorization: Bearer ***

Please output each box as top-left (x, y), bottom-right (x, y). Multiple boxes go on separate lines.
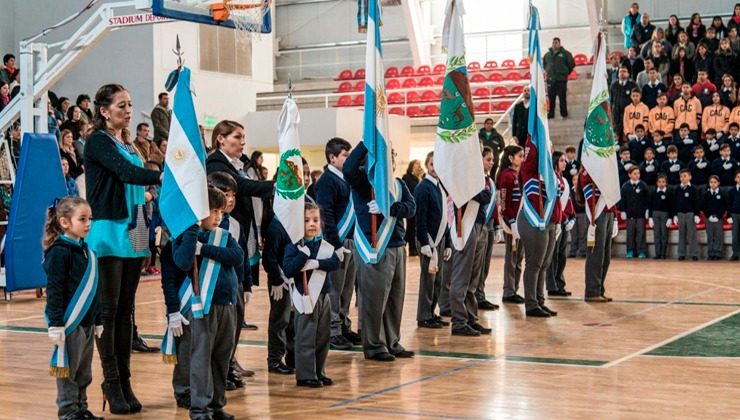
top-left (149, 0), bottom-right (271, 33)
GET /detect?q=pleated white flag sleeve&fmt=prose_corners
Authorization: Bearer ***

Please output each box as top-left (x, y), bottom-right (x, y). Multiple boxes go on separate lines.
top-left (274, 97), bottom-right (305, 244)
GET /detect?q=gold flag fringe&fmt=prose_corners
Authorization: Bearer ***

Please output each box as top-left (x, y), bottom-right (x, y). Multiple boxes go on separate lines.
top-left (49, 366), bottom-right (70, 378)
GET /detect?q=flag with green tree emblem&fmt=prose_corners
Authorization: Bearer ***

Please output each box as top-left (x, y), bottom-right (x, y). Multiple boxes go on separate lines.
top-left (274, 97), bottom-right (305, 243)
top-left (581, 31), bottom-right (620, 223)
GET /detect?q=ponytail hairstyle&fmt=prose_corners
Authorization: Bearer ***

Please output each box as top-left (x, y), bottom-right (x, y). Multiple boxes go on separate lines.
top-left (93, 83), bottom-right (131, 144)
top-left (495, 144), bottom-right (523, 182)
top-left (43, 196), bottom-right (90, 249)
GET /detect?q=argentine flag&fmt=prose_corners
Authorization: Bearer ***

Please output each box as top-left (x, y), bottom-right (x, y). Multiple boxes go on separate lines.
top-left (521, 5), bottom-right (558, 230)
top-left (160, 67), bottom-right (209, 238)
top-left (363, 0), bottom-right (397, 217)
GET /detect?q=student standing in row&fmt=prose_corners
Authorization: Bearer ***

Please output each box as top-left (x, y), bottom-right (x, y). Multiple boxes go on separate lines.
top-left (648, 175), bottom-right (672, 259)
top-left (497, 145), bottom-right (526, 304)
top-left (620, 166), bottom-right (649, 259)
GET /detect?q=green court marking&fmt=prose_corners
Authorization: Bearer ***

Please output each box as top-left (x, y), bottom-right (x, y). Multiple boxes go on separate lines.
top-left (547, 297), bottom-right (740, 307)
top-left (647, 313), bottom-right (740, 358)
top-left (505, 355), bottom-right (607, 366)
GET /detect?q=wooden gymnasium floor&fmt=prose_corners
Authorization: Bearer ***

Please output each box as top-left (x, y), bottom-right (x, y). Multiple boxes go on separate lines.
top-left (1, 255), bottom-right (739, 419)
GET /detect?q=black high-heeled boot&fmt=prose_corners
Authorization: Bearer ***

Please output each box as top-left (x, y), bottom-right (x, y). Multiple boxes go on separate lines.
top-left (101, 380), bottom-right (130, 414)
top-left (120, 378), bottom-right (142, 413)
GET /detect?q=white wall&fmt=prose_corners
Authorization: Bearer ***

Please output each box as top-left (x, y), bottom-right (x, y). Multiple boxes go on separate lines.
top-left (606, 0), bottom-right (737, 22)
top-left (0, 2), bottom-right (15, 60)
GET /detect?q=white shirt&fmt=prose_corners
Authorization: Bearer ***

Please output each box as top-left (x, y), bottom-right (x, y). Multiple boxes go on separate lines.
top-left (327, 164), bottom-right (344, 180)
top-left (220, 149), bottom-right (244, 171)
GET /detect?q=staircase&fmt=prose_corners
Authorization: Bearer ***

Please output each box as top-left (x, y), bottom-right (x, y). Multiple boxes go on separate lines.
top-left (547, 73), bottom-right (593, 149)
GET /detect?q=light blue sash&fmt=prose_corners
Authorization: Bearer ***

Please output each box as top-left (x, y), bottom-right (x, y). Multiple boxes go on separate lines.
top-left (353, 179), bottom-right (403, 264)
top-left (160, 279), bottom-right (194, 363)
top-left (337, 195), bottom-right (356, 242)
top-left (484, 178), bottom-right (497, 224)
top-left (48, 248), bottom-right (99, 377)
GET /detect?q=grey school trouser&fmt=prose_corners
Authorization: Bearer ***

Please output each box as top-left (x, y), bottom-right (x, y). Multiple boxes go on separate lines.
top-left (517, 214), bottom-right (557, 311)
top-left (677, 212), bottom-right (698, 258)
top-left (416, 239), bottom-right (445, 322)
top-left (502, 232), bottom-right (524, 298)
top-left (626, 218), bottom-right (647, 254)
top-left (189, 304), bottom-right (236, 419)
top-left (585, 212), bottom-right (613, 298)
top-left (733, 214), bottom-right (740, 257)
top-left (294, 293), bottom-right (331, 381)
top-left (475, 221), bottom-right (496, 303)
top-left (438, 255), bottom-right (453, 314)
top-left (267, 288), bottom-right (294, 365)
top-left (652, 211), bottom-right (669, 258)
top-left (569, 213), bottom-right (588, 256)
top-left (329, 239), bottom-right (357, 337)
top-left (706, 219), bottom-right (724, 257)
top-left (546, 222), bottom-right (569, 292)
top-left (450, 223), bottom-right (483, 329)
top-left (354, 245), bottom-right (406, 358)
top-left (56, 326), bottom-right (94, 419)
top-left (173, 322), bottom-right (192, 398)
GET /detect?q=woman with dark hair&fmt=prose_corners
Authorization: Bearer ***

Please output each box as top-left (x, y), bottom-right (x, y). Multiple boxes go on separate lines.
top-left (56, 96), bottom-right (70, 123)
top-left (693, 42), bottom-right (714, 83)
top-left (665, 14), bottom-right (683, 45)
top-left (61, 105), bottom-right (84, 140)
top-left (244, 149), bottom-right (267, 287)
top-left (687, 13), bottom-right (706, 46)
top-left (728, 4), bottom-right (740, 35)
top-left (59, 129), bottom-right (83, 179)
top-left (0, 81), bottom-right (10, 112)
top-left (402, 159), bottom-right (423, 256)
top-left (719, 74), bottom-right (737, 108)
top-left (83, 84), bottom-right (161, 414)
top-left (669, 46), bottom-right (695, 84)
top-left (713, 38), bottom-right (737, 86)
top-left (667, 73), bottom-right (685, 105)
top-left (712, 16), bottom-right (728, 39)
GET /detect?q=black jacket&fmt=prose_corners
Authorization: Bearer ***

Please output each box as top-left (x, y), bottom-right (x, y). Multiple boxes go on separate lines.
top-left (315, 166), bottom-right (353, 248)
top-left (649, 188), bottom-right (672, 215)
top-left (414, 177), bottom-right (451, 248)
top-left (511, 102), bottom-right (529, 146)
top-left (83, 131), bottom-right (161, 220)
top-left (673, 184), bottom-right (700, 215)
top-left (701, 189), bottom-right (727, 218)
top-left (262, 217), bottom-right (292, 287)
top-left (619, 180), bottom-right (649, 218)
top-left (711, 157), bottom-right (739, 186)
top-left (160, 240), bottom-right (187, 314)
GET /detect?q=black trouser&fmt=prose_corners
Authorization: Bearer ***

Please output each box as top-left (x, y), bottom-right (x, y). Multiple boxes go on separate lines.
top-left (96, 257), bottom-right (144, 382)
top-left (547, 80), bottom-right (568, 117)
top-left (267, 292), bottom-right (295, 366)
top-left (232, 282), bottom-right (245, 360)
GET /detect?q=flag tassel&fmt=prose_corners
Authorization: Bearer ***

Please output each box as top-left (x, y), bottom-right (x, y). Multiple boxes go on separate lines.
top-left (49, 366), bottom-right (70, 378)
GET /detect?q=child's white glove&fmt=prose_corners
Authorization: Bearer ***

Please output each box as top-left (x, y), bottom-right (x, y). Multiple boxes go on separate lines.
top-left (645, 164), bottom-right (655, 172)
top-left (297, 245), bottom-right (310, 256)
top-left (569, 168), bottom-right (577, 176)
top-left (611, 220), bottom-right (619, 238)
top-left (443, 248), bottom-right (452, 261)
top-left (628, 134), bottom-right (637, 141)
top-left (682, 138), bottom-right (694, 145)
top-left (195, 242), bottom-right (203, 255)
top-left (717, 132), bottom-right (724, 139)
top-left (511, 222), bottom-right (520, 240)
top-left (694, 215), bottom-right (701, 224)
top-left (334, 246), bottom-right (348, 262)
top-left (244, 291), bottom-right (252, 305)
top-left (48, 327), bottom-right (65, 347)
top-left (666, 219), bottom-right (673, 228)
top-left (710, 143), bottom-right (720, 151)
top-left (648, 218), bottom-right (654, 228)
top-left (302, 259), bottom-right (319, 271)
top-left (656, 145), bottom-right (666, 153)
top-left (729, 218), bottom-right (734, 225)
top-left (620, 212), bottom-right (627, 220)
top-left (95, 325), bottom-right (104, 339)
top-left (673, 216), bottom-right (679, 225)
top-left (696, 161), bottom-right (707, 169)
top-left (270, 284), bottom-right (284, 301)
top-left (367, 200), bottom-right (381, 214)
top-left (420, 245), bottom-right (434, 258)
top-left (670, 164), bottom-right (681, 172)
top-left (168, 312), bottom-right (189, 337)
top-left (565, 219), bottom-right (575, 231)
top-left (494, 228), bottom-right (504, 243)
top-left (708, 215), bottom-right (719, 223)
top-left (723, 162), bottom-right (733, 170)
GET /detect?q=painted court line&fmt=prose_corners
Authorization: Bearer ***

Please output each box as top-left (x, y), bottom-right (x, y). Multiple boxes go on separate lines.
top-left (602, 308), bottom-right (740, 369)
top-left (346, 406), bottom-right (486, 419)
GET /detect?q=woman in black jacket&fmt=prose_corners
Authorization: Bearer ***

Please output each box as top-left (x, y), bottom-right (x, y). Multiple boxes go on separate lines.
top-left (60, 105), bottom-right (84, 140)
top-left (402, 160), bottom-right (423, 256)
top-left (669, 46), bottom-right (695, 84)
top-left (84, 84), bottom-right (161, 415)
top-left (713, 39), bottom-right (737, 86)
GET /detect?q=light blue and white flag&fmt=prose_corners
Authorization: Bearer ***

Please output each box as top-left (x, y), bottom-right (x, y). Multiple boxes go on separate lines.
top-left (521, 4), bottom-right (557, 230)
top-left (160, 67), bottom-right (209, 239)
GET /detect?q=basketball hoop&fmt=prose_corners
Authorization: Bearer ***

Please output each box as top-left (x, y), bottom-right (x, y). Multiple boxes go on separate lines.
top-left (210, 0), bottom-right (271, 39)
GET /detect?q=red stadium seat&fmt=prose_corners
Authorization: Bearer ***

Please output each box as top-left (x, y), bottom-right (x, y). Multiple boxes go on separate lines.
top-left (473, 87), bottom-right (489, 98)
top-left (433, 63), bottom-right (447, 74)
top-left (385, 66), bottom-right (399, 78)
top-left (419, 77), bottom-right (435, 87)
top-left (467, 61), bottom-right (481, 72)
top-left (496, 101), bottom-right (512, 112)
top-left (518, 58), bottom-right (529, 68)
top-left (588, 54), bottom-right (595, 64)
top-left (352, 95), bottom-right (365, 106)
top-left (406, 91), bottom-right (422, 102)
top-left (388, 92), bottom-right (405, 104)
top-left (435, 76), bottom-right (445, 85)
top-left (488, 72), bottom-right (504, 82)
top-left (574, 53), bottom-right (588, 66)
top-left (389, 107), bottom-right (405, 116)
top-left (568, 70), bottom-right (578, 80)
top-left (470, 73), bottom-right (486, 83)
top-left (386, 79), bottom-right (401, 90)
top-left (475, 102), bottom-right (492, 113)
top-left (421, 90), bottom-right (437, 102)
top-left (406, 106), bottom-right (422, 117)
top-left (484, 60), bottom-right (498, 70)
top-left (416, 65), bottom-right (431, 76)
top-left (353, 81), bottom-right (365, 91)
top-left (337, 82), bottom-right (353, 93)
top-left (402, 78), bottom-right (417, 89)
top-left (492, 86), bottom-right (509, 97)
top-left (523, 71), bottom-right (531, 79)
top-left (510, 85), bottom-right (524, 95)
top-left (505, 72), bottom-right (522, 81)
top-left (501, 59), bottom-right (516, 69)
top-left (334, 95), bottom-right (352, 107)
top-left (401, 65), bottom-right (415, 77)
top-left (354, 68), bottom-right (365, 79)
top-left (337, 69), bottom-right (353, 80)
top-left (421, 105), bottom-right (440, 116)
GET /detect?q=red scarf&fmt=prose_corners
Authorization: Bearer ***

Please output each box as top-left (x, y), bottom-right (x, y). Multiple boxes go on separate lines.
top-left (733, 16), bottom-right (740, 24)
top-left (4, 66), bottom-right (16, 75)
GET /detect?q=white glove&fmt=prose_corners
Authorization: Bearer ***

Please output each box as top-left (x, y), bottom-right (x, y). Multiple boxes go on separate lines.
top-left (195, 242), bottom-right (203, 255)
top-left (710, 143), bottom-right (720, 151)
top-left (656, 145), bottom-right (666, 153)
top-left (697, 161), bottom-right (707, 169)
top-left (569, 168), bottom-right (577, 176)
top-left (723, 162), bottom-right (733, 170)
top-left (334, 247), bottom-right (345, 263)
top-left (708, 215), bottom-right (719, 223)
top-left (48, 326), bottom-right (65, 347)
top-left (270, 284), bottom-right (284, 301)
top-left (670, 164), bottom-right (680, 172)
top-left (694, 215), bottom-right (701, 224)
top-left (717, 132), bottom-right (724, 139)
top-left (420, 245), bottom-right (434, 258)
top-left (302, 259), bottom-right (320, 271)
top-left (628, 134), bottom-right (637, 141)
top-left (565, 219), bottom-right (575, 231)
top-left (168, 312), bottom-right (189, 337)
top-left (95, 325), bottom-right (104, 339)
top-left (297, 245), bottom-right (310, 256)
top-left (611, 220), bottom-right (619, 238)
top-left (645, 210), bottom-right (650, 219)
top-left (682, 138), bottom-right (694, 145)
top-left (511, 222), bottom-right (520, 240)
top-left (728, 218), bottom-right (734, 224)
top-left (645, 164), bottom-right (655, 172)
top-left (244, 291), bottom-right (252, 305)
top-left (648, 218), bottom-right (654, 228)
top-left (666, 219), bottom-right (673, 228)
top-left (443, 248), bottom-right (452, 261)
top-left (367, 200), bottom-right (381, 214)
top-left (494, 228), bottom-right (504, 243)
top-left (620, 212), bottom-right (627, 220)
top-left (555, 224), bottom-right (562, 240)
top-left (624, 162), bottom-right (635, 171)
top-left (673, 216), bottom-right (678, 225)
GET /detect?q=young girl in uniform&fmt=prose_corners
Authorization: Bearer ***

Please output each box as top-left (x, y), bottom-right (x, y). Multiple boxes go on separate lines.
top-left (496, 145), bottom-right (525, 304)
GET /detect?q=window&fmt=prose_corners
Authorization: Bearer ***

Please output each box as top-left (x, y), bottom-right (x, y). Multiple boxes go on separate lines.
top-left (199, 25), bottom-right (252, 76)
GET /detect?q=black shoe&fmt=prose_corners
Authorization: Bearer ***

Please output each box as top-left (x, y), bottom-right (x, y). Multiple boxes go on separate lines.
top-left (417, 319), bottom-right (444, 329)
top-left (526, 307), bottom-right (551, 318)
top-left (241, 321), bottom-right (259, 331)
top-left (101, 381), bottom-right (130, 415)
top-left (732, 255), bottom-right (739, 261)
top-left (175, 393), bottom-right (191, 409)
top-left (567, 253), bottom-right (576, 258)
top-left (227, 372), bottom-right (244, 388)
top-left (541, 305), bottom-right (558, 316)
top-left (433, 315), bottom-right (450, 326)
top-left (268, 361), bottom-right (295, 374)
top-left (469, 322), bottom-right (492, 334)
top-left (77, 409), bottom-right (104, 420)
top-left (296, 379), bottom-right (323, 388)
top-left (231, 360), bottom-right (255, 377)
top-left (212, 409), bottom-right (236, 420)
top-left (678, 256), bottom-right (686, 261)
top-left (132, 336), bottom-right (159, 353)
top-left (477, 300), bottom-right (499, 310)
top-left (225, 380), bottom-right (236, 391)
top-left (548, 290), bottom-right (569, 297)
top-left (692, 256), bottom-right (699, 261)
top-left (451, 325), bottom-right (480, 336)
top-left (393, 350), bottom-right (415, 358)
top-left (367, 352), bottom-right (396, 362)
top-left (342, 330), bottom-right (362, 345)
top-left (329, 335), bottom-right (353, 350)
top-left (318, 376), bottom-right (334, 386)
top-left (561, 290), bottom-right (572, 296)
top-left (439, 310), bottom-right (452, 317)
top-left (502, 294), bottom-right (525, 304)
top-left (119, 378), bottom-right (142, 413)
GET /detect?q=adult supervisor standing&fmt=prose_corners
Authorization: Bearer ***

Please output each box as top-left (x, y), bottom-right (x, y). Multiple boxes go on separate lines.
top-left (543, 37), bottom-right (575, 119)
top-left (84, 84), bottom-right (162, 414)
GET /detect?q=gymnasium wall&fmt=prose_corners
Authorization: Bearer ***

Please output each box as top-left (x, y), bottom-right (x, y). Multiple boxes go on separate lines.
top-left (606, 0), bottom-right (739, 22)
top-left (0, 2), bottom-right (15, 60)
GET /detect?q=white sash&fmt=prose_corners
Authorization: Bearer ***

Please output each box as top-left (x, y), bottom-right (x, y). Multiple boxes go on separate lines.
top-left (449, 200), bottom-right (480, 251)
top-left (291, 240), bottom-right (335, 314)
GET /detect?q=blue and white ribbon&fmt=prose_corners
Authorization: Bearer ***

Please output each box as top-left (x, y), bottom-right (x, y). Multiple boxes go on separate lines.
top-left (337, 195), bottom-right (357, 242)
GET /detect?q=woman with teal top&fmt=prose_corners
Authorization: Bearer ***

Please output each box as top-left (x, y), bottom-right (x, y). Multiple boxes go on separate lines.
top-left (83, 84), bottom-right (161, 415)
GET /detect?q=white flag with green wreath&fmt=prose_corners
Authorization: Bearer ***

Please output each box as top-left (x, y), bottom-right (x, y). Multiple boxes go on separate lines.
top-left (274, 97), bottom-right (305, 243)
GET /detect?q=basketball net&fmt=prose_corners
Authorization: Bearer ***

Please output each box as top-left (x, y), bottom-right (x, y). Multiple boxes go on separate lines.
top-left (210, 0), bottom-right (271, 40)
